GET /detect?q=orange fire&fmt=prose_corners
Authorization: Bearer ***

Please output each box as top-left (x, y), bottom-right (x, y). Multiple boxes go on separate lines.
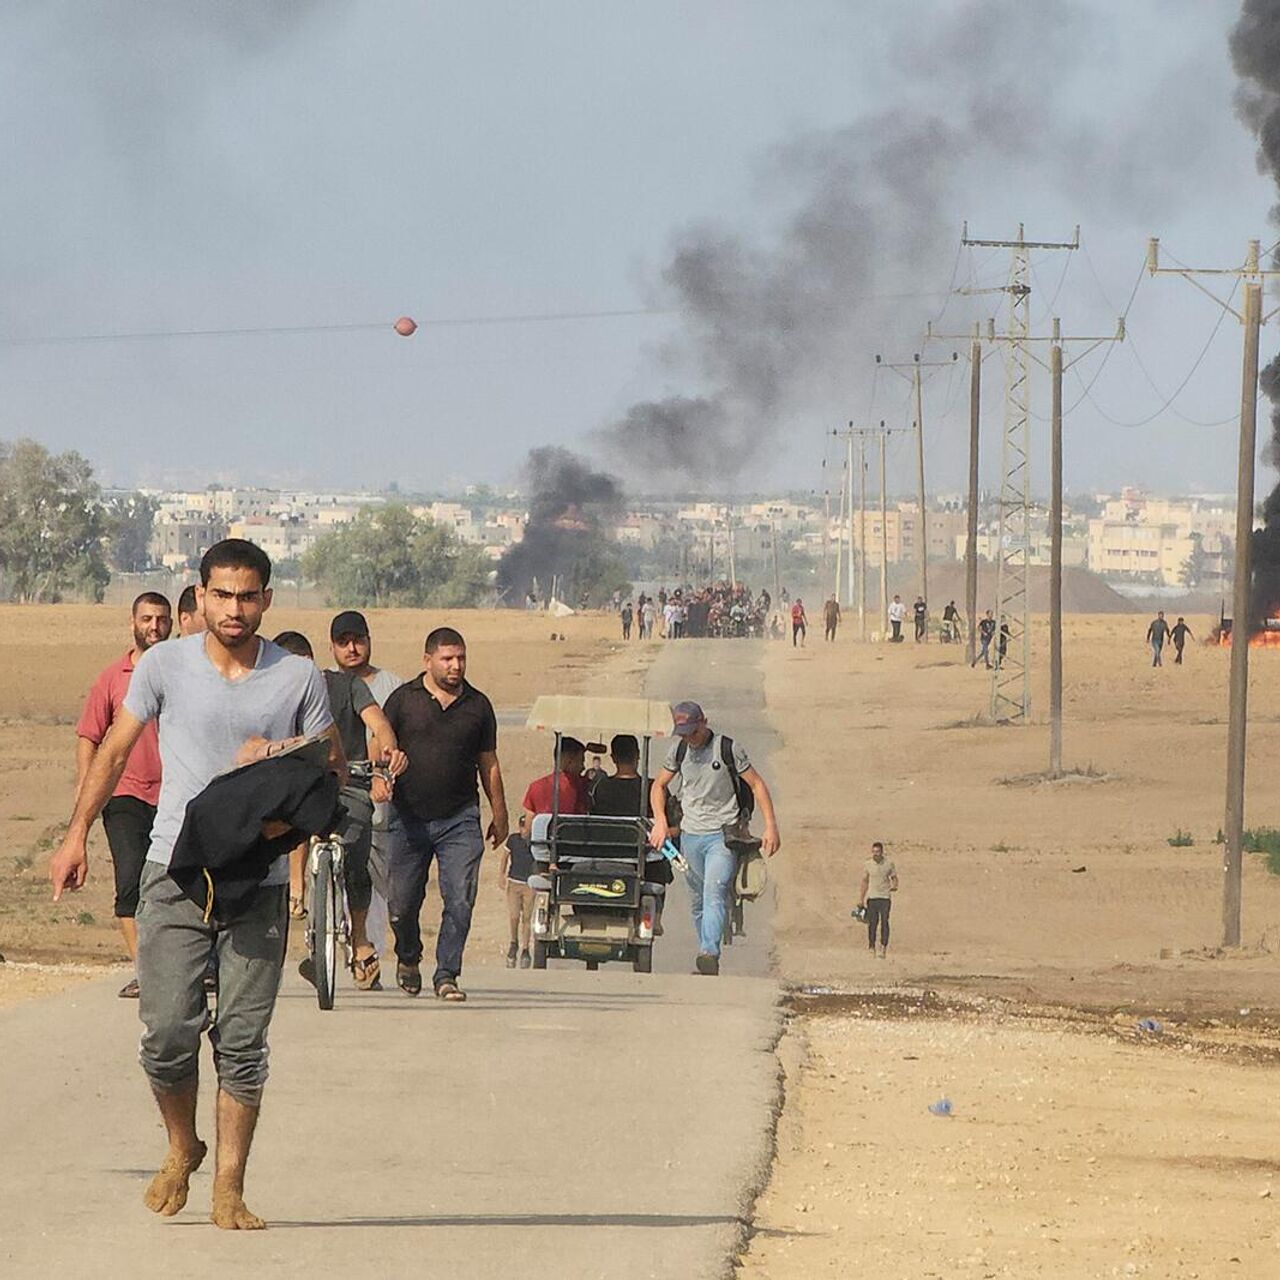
top-left (1219, 622), bottom-right (1280, 647)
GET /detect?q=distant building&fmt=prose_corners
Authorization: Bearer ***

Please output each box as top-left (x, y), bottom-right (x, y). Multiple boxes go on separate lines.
top-left (1086, 493), bottom-right (1233, 588)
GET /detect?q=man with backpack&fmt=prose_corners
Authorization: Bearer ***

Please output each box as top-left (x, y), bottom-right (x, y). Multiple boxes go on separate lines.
top-left (648, 701), bottom-right (781, 975)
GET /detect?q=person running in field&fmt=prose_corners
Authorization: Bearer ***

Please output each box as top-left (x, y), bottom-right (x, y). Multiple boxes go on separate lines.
top-left (974, 610), bottom-right (995, 668)
top-left (857, 840), bottom-right (898, 958)
top-left (887, 594), bottom-right (907, 643)
top-left (176, 585), bottom-right (205, 637)
top-left (823, 594), bottom-right (841, 642)
top-left (648, 702), bottom-right (780, 976)
top-left (791, 598), bottom-right (808, 647)
top-left (382, 627), bottom-right (508, 1002)
top-left (50, 539), bottom-right (341, 1231)
top-left (1171, 616), bottom-right (1194, 664)
top-left (1147, 610), bottom-right (1171, 667)
top-left (913, 596), bottom-right (928, 642)
top-left (75, 591), bottom-right (173, 998)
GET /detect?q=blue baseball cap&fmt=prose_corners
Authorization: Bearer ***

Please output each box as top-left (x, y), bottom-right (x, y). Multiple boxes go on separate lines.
top-left (672, 701), bottom-right (705, 735)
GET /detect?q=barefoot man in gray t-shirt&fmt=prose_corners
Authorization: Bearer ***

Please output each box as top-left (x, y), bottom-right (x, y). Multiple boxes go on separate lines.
top-left (50, 539), bottom-right (339, 1232)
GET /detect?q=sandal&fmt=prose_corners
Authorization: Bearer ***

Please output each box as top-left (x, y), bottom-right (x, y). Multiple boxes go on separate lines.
top-left (351, 953), bottom-right (382, 991)
top-left (434, 980), bottom-right (467, 1002)
top-left (288, 895), bottom-right (307, 920)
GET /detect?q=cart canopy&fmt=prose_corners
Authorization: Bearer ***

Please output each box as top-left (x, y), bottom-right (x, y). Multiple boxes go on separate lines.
top-left (525, 695), bottom-right (675, 740)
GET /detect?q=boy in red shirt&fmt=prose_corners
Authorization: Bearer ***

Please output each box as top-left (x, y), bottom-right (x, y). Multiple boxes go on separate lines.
top-left (519, 737), bottom-right (590, 835)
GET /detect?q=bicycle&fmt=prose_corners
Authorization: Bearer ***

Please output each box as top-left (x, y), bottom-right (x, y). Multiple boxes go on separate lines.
top-left (304, 760), bottom-right (390, 1010)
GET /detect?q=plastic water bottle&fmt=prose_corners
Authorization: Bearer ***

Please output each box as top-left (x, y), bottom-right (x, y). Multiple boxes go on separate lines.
top-left (928, 1098), bottom-right (953, 1117)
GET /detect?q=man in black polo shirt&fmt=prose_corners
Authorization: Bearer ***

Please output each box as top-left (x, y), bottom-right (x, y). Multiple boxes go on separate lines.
top-left (382, 626), bottom-right (508, 1001)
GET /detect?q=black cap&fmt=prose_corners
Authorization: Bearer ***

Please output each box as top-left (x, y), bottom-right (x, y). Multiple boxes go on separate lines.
top-left (330, 610), bottom-right (369, 641)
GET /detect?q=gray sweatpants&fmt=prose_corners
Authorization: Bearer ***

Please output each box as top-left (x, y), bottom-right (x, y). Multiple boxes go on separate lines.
top-left (136, 862), bottom-right (288, 1106)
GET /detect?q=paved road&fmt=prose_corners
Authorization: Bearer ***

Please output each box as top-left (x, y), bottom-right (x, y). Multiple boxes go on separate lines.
top-left (0, 640), bottom-right (781, 1279)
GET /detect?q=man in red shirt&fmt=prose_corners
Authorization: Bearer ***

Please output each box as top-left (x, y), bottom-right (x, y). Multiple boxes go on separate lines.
top-left (519, 736), bottom-right (590, 836)
top-left (76, 591), bottom-right (172, 997)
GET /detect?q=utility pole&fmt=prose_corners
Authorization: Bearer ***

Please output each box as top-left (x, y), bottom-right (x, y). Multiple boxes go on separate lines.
top-left (726, 506), bottom-right (737, 587)
top-left (858, 436), bottom-right (869, 641)
top-left (966, 330), bottom-right (981, 666)
top-left (874, 352), bottom-right (958, 617)
top-left (833, 458), bottom-right (846, 605)
top-left (879, 429), bottom-right (889, 634)
top-left (1149, 238), bottom-right (1277, 948)
top-left (771, 515), bottom-right (783, 609)
top-left (833, 423), bottom-right (897, 638)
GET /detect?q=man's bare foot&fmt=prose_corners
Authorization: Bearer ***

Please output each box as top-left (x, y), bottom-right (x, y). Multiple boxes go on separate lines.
top-left (211, 1181), bottom-right (266, 1230)
top-left (143, 1141), bottom-right (207, 1216)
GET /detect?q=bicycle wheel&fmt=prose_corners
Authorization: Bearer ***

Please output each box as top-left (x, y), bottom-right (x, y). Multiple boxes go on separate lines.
top-left (311, 843), bottom-right (338, 1011)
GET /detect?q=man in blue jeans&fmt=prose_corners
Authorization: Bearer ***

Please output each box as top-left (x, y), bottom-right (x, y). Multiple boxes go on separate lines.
top-left (381, 627), bottom-right (509, 1001)
top-left (648, 701), bottom-right (780, 975)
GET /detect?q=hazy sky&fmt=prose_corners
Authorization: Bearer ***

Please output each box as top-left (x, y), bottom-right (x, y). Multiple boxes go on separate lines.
top-left (0, 0), bottom-right (1271, 500)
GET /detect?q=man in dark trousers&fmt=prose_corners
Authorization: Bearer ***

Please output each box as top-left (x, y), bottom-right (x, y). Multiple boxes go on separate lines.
top-left (382, 627), bottom-right (509, 1002)
top-left (1147, 610), bottom-right (1171, 667)
top-left (974, 610), bottom-right (996, 669)
top-left (823, 594), bottom-right (841, 642)
top-left (1171, 616), bottom-right (1194, 664)
top-left (913, 596), bottom-right (928, 642)
top-left (75, 591), bottom-right (172, 997)
top-left (857, 840), bottom-right (899, 959)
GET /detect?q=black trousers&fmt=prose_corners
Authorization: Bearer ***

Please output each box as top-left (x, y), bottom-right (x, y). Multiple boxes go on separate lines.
top-left (101, 795), bottom-right (156, 918)
top-left (866, 897), bottom-right (891, 949)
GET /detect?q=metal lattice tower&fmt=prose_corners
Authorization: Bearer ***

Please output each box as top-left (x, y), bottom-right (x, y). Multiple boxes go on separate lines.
top-left (960, 223), bottom-right (1078, 723)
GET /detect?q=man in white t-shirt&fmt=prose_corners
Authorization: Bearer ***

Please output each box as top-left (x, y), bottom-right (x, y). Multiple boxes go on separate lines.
top-left (857, 841), bottom-right (899, 958)
top-left (887, 595), bottom-right (907, 643)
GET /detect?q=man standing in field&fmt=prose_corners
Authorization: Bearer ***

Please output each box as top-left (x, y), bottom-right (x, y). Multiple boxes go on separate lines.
top-left (621, 600), bottom-right (634, 640)
top-left (973, 610), bottom-right (995, 668)
top-left (857, 840), bottom-right (898, 959)
top-left (382, 627), bottom-right (509, 1002)
top-left (74, 591), bottom-right (172, 998)
top-left (50, 538), bottom-right (339, 1230)
top-left (791, 597), bottom-right (808, 647)
top-left (648, 702), bottom-right (780, 976)
top-left (887, 594), bottom-right (907, 643)
top-left (913, 596), bottom-right (928, 643)
top-left (823, 594), bottom-right (841, 642)
top-left (1171, 616), bottom-right (1194, 665)
top-left (1147, 610), bottom-right (1171, 667)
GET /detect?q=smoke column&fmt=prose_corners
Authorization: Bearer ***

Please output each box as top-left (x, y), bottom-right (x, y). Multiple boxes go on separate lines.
top-left (1231, 0), bottom-right (1280, 620)
top-left (496, 447), bottom-right (624, 606)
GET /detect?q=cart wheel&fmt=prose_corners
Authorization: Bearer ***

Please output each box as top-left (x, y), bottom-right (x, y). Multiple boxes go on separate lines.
top-left (633, 946), bottom-right (653, 974)
top-left (722, 909), bottom-right (734, 947)
top-left (311, 844), bottom-right (338, 1011)
top-left (732, 900), bottom-right (745, 937)
top-left (532, 940), bottom-right (548, 970)
top-left (585, 959), bottom-right (600, 971)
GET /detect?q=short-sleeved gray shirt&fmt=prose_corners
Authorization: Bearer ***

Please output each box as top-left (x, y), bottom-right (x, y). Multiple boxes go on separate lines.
top-left (124, 633), bottom-right (333, 882)
top-left (662, 731), bottom-right (751, 834)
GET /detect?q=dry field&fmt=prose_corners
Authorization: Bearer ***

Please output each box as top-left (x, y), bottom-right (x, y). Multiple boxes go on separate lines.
top-left (0, 603), bottom-right (651, 998)
top-left (743, 614), bottom-right (1280, 1278)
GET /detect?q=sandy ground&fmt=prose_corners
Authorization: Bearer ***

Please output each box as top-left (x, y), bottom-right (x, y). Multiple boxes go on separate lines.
top-left (740, 615), bottom-right (1280, 1278)
top-left (0, 604), bottom-right (652, 984)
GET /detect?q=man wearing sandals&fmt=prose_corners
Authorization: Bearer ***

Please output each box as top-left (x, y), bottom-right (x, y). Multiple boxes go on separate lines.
top-left (49, 539), bottom-right (341, 1230)
top-left (319, 610), bottom-right (405, 992)
top-left (382, 626), bottom-right (509, 1001)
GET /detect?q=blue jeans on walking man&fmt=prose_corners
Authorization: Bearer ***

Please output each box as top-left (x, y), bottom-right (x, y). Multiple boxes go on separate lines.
top-left (387, 803), bottom-right (485, 988)
top-left (682, 830), bottom-right (736, 958)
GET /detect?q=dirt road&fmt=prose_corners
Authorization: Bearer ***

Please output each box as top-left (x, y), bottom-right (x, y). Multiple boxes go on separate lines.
top-left (0, 633), bottom-right (781, 1279)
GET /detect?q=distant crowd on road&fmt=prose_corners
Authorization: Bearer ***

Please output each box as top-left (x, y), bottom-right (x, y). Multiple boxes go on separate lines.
top-left (614, 583), bottom-right (777, 640)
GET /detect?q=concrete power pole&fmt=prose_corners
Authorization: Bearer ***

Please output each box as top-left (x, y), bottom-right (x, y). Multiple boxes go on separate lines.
top-left (1149, 238), bottom-right (1276, 948)
top-left (874, 352), bottom-right (959, 623)
top-left (966, 331), bottom-right (982, 666)
top-left (858, 436), bottom-right (869, 641)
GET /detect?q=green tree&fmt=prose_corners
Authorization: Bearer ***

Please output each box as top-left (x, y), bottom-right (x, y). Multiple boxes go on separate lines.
top-left (302, 505), bottom-right (491, 607)
top-left (1179, 532), bottom-right (1208, 589)
top-left (0, 438), bottom-right (109, 602)
top-left (103, 492), bottom-right (158, 573)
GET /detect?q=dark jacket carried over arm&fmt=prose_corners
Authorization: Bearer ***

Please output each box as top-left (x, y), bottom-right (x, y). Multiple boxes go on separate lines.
top-left (169, 756), bottom-right (344, 922)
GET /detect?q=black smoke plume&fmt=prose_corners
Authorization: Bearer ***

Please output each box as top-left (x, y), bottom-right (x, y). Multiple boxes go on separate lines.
top-left (1231, 0), bottom-right (1280, 622)
top-left (496, 447), bottom-right (626, 607)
